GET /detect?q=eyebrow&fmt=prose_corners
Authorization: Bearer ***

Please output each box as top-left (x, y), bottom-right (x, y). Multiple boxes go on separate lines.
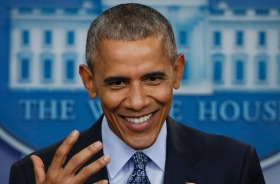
top-left (103, 71), bottom-right (167, 84)
top-left (141, 71), bottom-right (166, 80)
top-left (103, 76), bottom-right (129, 84)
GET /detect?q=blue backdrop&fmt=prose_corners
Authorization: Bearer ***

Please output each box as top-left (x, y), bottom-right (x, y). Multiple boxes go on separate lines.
top-left (1, 0), bottom-right (280, 183)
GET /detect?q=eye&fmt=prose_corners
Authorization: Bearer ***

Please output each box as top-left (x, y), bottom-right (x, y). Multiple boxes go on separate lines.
top-left (112, 81), bottom-right (124, 85)
top-left (145, 76), bottom-right (163, 85)
top-left (142, 72), bottom-right (166, 85)
top-left (149, 76), bottom-right (157, 81)
top-left (104, 76), bottom-right (130, 90)
top-left (108, 81), bottom-right (128, 89)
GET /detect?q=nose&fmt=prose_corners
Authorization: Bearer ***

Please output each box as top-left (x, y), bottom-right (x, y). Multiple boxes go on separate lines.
top-left (125, 82), bottom-right (147, 111)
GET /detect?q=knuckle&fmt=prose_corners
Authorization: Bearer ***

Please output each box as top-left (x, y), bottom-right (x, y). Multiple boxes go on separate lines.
top-left (69, 156), bottom-right (80, 166)
top-left (81, 167), bottom-right (92, 178)
top-left (47, 170), bottom-right (66, 183)
top-left (95, 158), bottom-right (105, 168)
top-left (55, 149), bottom-right (66, 158)
top-left (65, 138), bottom-right (74, 145)
top-left (87, 144), bottom-right (97, 153)
top-left (46, 172), bottom-right (56, 182)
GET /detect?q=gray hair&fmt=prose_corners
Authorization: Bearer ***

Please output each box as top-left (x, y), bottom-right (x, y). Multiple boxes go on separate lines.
top-left (86, 3), bottom-right (177, 71)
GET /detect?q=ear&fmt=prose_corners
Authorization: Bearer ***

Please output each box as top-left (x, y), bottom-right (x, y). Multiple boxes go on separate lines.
top-left (173, 53), bottom-right (185, 89)
top-left (79, 64), bottom-right (97, 98)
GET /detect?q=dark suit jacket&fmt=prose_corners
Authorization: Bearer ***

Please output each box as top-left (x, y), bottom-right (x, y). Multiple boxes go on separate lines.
top-left (9, 116), bottom-right (265, 184)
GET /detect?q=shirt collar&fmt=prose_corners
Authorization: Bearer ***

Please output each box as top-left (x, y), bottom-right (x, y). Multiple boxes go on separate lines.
top-left (101, 116), bottom-right (167, 180)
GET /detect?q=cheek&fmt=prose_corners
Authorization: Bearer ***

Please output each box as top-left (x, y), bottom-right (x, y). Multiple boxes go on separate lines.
top-left (99, 91), bottom-right (125, 111)
top-left (149, 83), bottom-right (173, 105)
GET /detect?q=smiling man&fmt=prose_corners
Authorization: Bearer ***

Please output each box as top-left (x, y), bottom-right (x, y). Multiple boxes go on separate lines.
top-left (10, 3), bottom-right (265, 184)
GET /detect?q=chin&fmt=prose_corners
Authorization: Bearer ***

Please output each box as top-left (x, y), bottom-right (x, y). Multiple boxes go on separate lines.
top-left (128, 138), bottom-right (156, 150)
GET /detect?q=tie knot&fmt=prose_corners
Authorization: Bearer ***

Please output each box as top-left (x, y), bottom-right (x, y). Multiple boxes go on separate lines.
top-left (127, 152), bottom-right (151, 184)
top-left (131, 152), bottom-right (150, 168)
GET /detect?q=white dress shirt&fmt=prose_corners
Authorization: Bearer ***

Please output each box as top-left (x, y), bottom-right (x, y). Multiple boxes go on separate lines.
top-left (101, 116), bottom-right (167, 184)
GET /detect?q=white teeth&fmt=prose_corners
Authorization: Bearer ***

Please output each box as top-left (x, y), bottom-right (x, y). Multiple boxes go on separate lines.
top-left (126, 113), bottom-right (152, 124)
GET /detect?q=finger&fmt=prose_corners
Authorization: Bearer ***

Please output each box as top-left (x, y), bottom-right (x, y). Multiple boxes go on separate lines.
top-left (31, 155), bottom-right (46, 184)
top-left (94, 180), bottom-right (108, 184)
top-left (64, 141), bottom-right (103, 175)
top-left (75, 155), bottom-right (111, 183)
top-left (48, 130), bottom-right (79, 173)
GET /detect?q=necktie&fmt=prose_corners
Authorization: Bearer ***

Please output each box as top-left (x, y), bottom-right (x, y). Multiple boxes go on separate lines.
top-left (127, 151), bottom-right (151, 184)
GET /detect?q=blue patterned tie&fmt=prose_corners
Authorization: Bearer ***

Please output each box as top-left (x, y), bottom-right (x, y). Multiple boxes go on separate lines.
top-left (127, 151), bottom-right (151, 184)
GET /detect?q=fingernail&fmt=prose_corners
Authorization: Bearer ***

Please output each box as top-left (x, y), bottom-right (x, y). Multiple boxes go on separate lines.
top-left (94, 141), bottom-right (102, 148)
top-left (70, 130), bottom-right (78, 138)
top-left (103, 155), bottom-right (110, 162)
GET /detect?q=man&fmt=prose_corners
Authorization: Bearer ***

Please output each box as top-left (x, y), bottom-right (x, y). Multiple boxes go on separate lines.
top-left (10, 3), bottom-right (265, 184)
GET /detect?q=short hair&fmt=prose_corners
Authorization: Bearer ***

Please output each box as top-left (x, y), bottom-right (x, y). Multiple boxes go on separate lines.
top-left (85, 3), bottom-right (177, 71)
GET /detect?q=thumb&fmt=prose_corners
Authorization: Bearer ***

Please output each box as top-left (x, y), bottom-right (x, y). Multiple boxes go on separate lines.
top-left (31, 155), bottom-right (46, 184)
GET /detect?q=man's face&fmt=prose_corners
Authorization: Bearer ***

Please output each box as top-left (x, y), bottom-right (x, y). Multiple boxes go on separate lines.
top-left (80, 36), bottom-right (184, 149)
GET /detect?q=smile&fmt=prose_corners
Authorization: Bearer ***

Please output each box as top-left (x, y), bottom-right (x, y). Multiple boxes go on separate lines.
top-left (125, 113), bottom-right (153, 124)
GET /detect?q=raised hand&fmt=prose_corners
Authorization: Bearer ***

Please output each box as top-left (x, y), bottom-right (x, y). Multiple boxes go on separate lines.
top-left (31, 130), bottom-right (110, 184)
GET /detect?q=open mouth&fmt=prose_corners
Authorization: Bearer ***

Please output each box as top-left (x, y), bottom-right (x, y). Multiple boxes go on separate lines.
top-left (125, 113), bottom-right (153, 124)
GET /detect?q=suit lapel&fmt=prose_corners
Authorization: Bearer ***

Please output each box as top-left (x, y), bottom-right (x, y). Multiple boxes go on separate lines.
top-left (164, 117), bottom-right (206, 184)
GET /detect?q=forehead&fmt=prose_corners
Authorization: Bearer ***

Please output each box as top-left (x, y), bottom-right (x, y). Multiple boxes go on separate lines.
top-left (98, 36), bottom-right (169, 62)
top-left (93, 37), bottom-right (172, 76)
top-left (101, 36), bottom-right (161, 53)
